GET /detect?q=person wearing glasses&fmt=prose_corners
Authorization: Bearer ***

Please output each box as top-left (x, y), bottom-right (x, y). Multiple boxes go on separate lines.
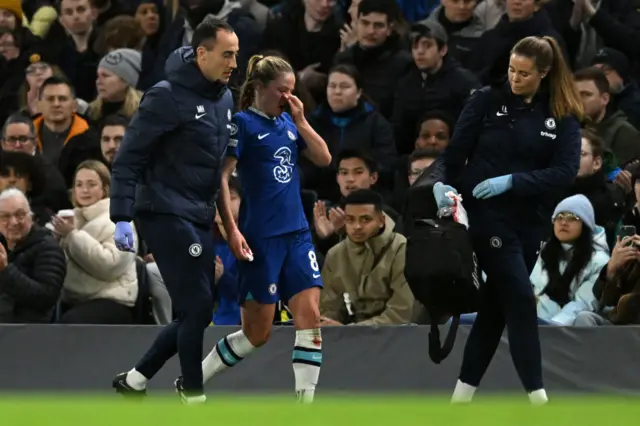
top-left (0, 188), bottom-right (66, 323)
top-left (1, 113), bottom-right (71, 218)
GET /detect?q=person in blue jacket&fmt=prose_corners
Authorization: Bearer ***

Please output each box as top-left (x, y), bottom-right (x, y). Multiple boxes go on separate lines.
top-left (212, 175), bottom-right (242, 326)
top-left (432, 35), bottom-right (583, 405)
top-left (109, 17), bottom-right (239, 404)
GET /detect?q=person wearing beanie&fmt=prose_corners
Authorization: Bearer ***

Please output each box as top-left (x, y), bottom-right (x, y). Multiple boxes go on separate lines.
top-left (0, 0), bottom-right (23, 27)
top-left (592, 47), bottom-right (640, 131)
top-left (529, 194), bottom-right (610, 326)
top-left (88, 49), bottom-right (143, 125)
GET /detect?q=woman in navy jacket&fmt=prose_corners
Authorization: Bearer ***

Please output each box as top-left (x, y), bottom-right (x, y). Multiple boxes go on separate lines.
top-left (432, 36), bottom-right (583, 405)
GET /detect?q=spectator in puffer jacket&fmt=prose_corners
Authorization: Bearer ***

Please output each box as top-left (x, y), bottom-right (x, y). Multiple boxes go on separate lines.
top-left (0, 187), bottom-right (65, 323)
top-left (53, 160), bottom-right (138, 324)
top-left (532, 195), bottom-right (610, 325)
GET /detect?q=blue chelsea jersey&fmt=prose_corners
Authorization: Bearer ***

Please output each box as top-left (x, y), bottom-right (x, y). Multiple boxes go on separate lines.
top-left (226, 108), bottom-right (309, 239)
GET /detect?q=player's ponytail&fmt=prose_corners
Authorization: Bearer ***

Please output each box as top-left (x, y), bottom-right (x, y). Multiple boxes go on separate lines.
top-left (239, 55), bottom-right (294, 110)
top-left (542, 36), bottom-right (583, 120)
top-left (511, 36), bottom-right (583, 120)
top-left (239, 55), bottom-right (264, 110)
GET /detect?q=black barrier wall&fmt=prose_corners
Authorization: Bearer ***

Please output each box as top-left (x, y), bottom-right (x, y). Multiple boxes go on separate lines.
top-left (1, 325), bottom-right (639, 394)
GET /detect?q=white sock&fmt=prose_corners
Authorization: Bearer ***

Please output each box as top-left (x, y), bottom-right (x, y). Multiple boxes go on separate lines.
top-left (451, 379), bottom-right (476, 403)
top-left (529, 389), bottom-right (548, 406)
top-left (125, 368), bottom-right (148, 391)
top-left (292, 328), bottom-right (322, 403)
top-left (202, 330), bottom-right (256, 382)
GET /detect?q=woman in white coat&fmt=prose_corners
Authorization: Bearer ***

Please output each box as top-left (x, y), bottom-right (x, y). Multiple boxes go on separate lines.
top-left (51, 160), bottom-right (138, 324)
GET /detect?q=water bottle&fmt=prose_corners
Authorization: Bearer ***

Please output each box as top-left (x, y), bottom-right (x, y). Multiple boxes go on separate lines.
top-left (437, 206), bottom-right (454, 218)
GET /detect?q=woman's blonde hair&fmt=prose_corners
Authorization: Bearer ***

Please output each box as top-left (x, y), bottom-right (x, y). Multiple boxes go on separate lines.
top-left (239, 55), bottom-right (294, 110)
top-left (71, 160), bottom-right (111, 207)
top-left (511, 36), bottom-right (583, 120)
top-left (87, 86), bottom-right (142, 122)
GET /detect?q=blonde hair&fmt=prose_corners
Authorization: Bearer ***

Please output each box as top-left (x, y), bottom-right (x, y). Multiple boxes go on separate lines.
top-left (71, 160), bottom-right (111, 207)
top-left (511, 36), bottom-right (583, 120)
top-left (87, 86), bottom-right (142, 122)
top-left (239, 55), bottom-right (294, 110)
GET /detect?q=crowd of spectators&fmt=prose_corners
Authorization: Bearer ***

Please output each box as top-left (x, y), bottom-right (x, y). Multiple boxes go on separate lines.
top-left (1, 0), bottom-right (640, 326)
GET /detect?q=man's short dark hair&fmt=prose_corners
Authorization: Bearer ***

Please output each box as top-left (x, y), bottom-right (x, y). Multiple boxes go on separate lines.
top-left (191, 16), bottom-right (235, 51)
top-left (416, 110), bottom-right (455, 134)
top-left (100, 114), bottom-right (129, 134)
top-left (357, 0), bottom-right (401, 23)
top-left (38, 76), bottom-right (76, 100)
top-left (343, 189), bottom-right (384, 212)
top-left (336, 149), bottom-right (378, 174)
top-left (0, 151), bottom-right (46, 195)
top-left (2, 112), bottom-right (36, 140)
top-left (574, 67), bottom-right (610, 94)
top-left (409, 148), bottom-right (440, 166)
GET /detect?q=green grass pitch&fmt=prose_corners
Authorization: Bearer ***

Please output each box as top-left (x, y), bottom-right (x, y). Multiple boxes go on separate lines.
top-left (1, 395), bottom-right (638, 426)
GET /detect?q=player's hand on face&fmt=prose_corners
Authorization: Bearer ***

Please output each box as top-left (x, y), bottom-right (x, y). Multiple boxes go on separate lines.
top-left (328, 207), bottom-right (346, 231)
top-left (228, 230), bottom-right (253, 261)
top-left (313, 201), bottom-right (334, 238)
top-left (214, 255), bottom-right (224, 283)
top-left (284, 93), bottom-right (305, 123)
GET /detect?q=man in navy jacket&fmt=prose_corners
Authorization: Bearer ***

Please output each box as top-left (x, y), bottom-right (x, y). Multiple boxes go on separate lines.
top-left (109, 17), bottom-right (239, 404)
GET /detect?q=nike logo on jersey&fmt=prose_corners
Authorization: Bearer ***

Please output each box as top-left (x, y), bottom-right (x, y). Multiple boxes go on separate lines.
top-left (258, 133), bottom-right (270, 140)
top-left (195, 113), bottom-right (207, 119)
top-left (496, 112), bottom-right (507, 116)
top-left (312, 273), bottom-right (321, 279)
top-left (496, 105), bottom-right (508, 116)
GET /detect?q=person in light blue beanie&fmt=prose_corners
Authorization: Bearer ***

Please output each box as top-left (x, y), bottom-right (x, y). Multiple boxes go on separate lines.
top-left (552, 194), bottom-right (596, 231)
top-left (530, 194), bottom-right (610, 327)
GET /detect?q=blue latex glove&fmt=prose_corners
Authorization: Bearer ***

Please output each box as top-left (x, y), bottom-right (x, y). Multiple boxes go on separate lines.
top-left (114, 221), bottom-right (135, 252)
top-left (433, 182), bottom-right (458, 210)
top-left (472, 175), bottom-right (513, 199)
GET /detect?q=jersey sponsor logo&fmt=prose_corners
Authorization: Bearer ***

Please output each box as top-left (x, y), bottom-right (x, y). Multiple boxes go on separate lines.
top-left (287, 130), bottom-right (296, 140)
top-left (229, 123), bottom-right (238, 136)
top-left (545, 118), bottom-right (556, 130)
top-left (540, 131), bottom-right (556, 140)
top-left (258, 133), bottom-right (270, 140)
top-left (189, 243), bottom-right (202, 257)
top-left (273, 147), bottom-right (294, 183)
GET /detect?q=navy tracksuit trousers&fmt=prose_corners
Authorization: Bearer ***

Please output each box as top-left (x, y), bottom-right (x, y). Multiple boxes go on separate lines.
top-left (134, 214), bottom-right (216, 394)
top-left (459, 219), bottom-right (548, 392)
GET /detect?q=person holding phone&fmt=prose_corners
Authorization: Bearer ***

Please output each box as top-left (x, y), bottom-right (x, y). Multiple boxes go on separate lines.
top-left (431, 36), bottom-right (583, 405)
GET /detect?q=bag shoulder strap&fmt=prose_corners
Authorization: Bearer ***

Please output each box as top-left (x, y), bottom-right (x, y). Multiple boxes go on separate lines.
top-left (427, 305), bottom-right (460, 364)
